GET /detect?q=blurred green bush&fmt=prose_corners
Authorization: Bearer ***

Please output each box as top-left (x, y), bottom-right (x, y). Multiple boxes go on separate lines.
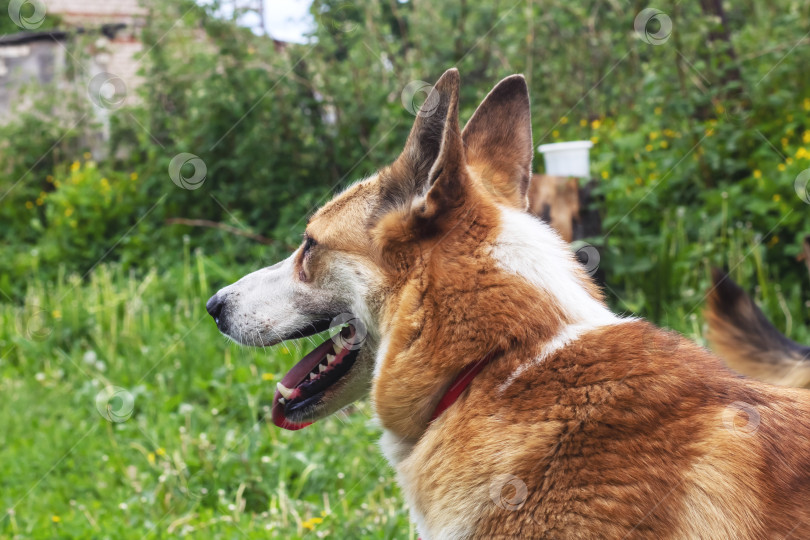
top-left (0, 0), bottom-right (808, 330)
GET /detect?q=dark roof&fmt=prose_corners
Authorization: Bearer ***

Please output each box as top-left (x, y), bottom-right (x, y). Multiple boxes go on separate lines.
top-left (0, 24), bottom-right (126, 46)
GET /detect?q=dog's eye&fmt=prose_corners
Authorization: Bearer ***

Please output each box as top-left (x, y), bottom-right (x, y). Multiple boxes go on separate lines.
top-left (303, 235), bottom-right (317, 255)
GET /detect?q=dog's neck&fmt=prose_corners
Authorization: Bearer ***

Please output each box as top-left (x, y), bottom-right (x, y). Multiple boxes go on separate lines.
top-left (372, 202), bottom-right (619, 443)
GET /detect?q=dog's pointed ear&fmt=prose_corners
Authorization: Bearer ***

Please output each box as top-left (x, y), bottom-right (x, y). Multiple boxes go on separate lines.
top-left (417, 70), bottom-right (468, 223)
top-left (462, 74), bottom-right (533, 210)
top-left (384, 69), bottom-right (466, 213)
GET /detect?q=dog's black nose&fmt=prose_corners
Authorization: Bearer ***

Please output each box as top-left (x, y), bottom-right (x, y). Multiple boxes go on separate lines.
top-left (206, 293), bottom-right (224, 323)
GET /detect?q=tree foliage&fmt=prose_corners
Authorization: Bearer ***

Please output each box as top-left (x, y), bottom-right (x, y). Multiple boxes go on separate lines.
top-left (1, 0), bottom-right (808, 326)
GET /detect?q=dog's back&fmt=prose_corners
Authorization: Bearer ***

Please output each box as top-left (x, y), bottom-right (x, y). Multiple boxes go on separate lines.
top-left (418, 320), bottom-right (810, 538)
top-left (705, 268), bottom-right (810, 388)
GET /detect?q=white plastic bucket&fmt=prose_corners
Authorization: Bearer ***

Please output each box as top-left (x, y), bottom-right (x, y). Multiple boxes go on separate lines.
top-left (537, 140), bottom-right (593, 178)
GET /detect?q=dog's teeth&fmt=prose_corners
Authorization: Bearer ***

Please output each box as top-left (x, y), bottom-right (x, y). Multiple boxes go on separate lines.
top-left (309, 373), bottom-right (316, 380)
top-left (319, 364), bottom-right (327, 373)
top-left (326, 353), bottom-right (336, 364)
top-left (278, 397), bottom-right (286, 405)
top-left (333, 342), bottom-right (342, 354)
top-left (277, 382), bottom-right (294, 399)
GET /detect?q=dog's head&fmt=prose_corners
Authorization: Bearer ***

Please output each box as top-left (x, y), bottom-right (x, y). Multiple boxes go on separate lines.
top-left (207, 68), bottom-right (537, 430)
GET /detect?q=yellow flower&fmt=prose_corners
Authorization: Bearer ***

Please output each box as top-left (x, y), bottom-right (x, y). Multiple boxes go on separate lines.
top-left (130, 172), bottom-right (138, 181)
top-left (635, 177), bottom-right (643, 185)
top-left (645, 144), bottom-right (654, 152)
top-left (768, 235), bottom-right (779, 246)
top-left (660, 141), bottom-right (668, 149)
top-left (778, 163), bottom-right (786, 171)
top-left (147, 452), bottom-right (156, 465)
top-left (83, 152), bottom-right (91, 160)
top-left (803, 132), bottom-right (810, 144)
top-left (100, 178), bottom-right (110, 188)
top-left (804, 98), bottom-right (810, 111)
top-left (797, 148), bottom-right (809, 160)
top-left (560, 116), bottom-right (568, 125)
top-left (51, 515), bottom-right (61, 523)
top-left (65, 207), bottom-right (74, 217)
top-left (705, 128), bottom-right (714, 137)
top-left (753, 169), bottom-right (762, 179)
top-left (25, 201), bottom-right (34, 209)
top-left (786, 157), bottom-right (793, 165)
top-left (54, 180), bottom-right (61, 188)
top-left (301, 517), bottom-right (324, 530)
top-left (36, 197), bottom-right (44, 206)
top-left (650, 131), bottom-right (659, 140)
top-left (773, 194), bottom-right (781, 202)
top-left (715, 104), bottom-right (725, 114)
top-left (156, 447), bottom-right (166, 456)
top-left (591, 119), bottom-right (601, 130)
top-left (46, 175), bottom-right (54, 183)
top-left (70, 161), bottom-right (80, 172)
top-left (52, 310), bottom-right (61, 319)
top-left (261, 373), bottom-right (274, 381)
top-left (579, 119), bottom-right (588, 127)
top-left (600, 171), bottom-right (609, 179)
top-left (552, 130), bottom-right (559, 138)
top-left (654, 106), bottom-right (662, 115)
top-left (781, 138), bottom-right (789, 148)
top-left (590, 136), bottom-right (599, 144)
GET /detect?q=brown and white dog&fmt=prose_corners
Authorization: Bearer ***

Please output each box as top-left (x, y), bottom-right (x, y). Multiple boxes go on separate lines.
top-left (206, 69), bottom-right (810, 538)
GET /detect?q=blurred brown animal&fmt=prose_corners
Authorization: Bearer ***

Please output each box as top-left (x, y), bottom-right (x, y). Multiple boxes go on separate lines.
top-left (706, 262), bottom-right (810, 389)
top-left (528, 174), bottom-right (580, 242)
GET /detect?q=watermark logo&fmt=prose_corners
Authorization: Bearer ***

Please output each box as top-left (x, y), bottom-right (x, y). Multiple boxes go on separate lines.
top-left (318, 2), bottom-right (359, 33)
top-left (169, 153), bottom-right (207, 190)
top-left (329, 313), bottom-right (368, 351)
top-left (88, 72), bottom-right (127, 110)
top-left (8, 0), bottom-right (46, 30)
top-left (95, 386), bottom-right (135, 423)
top-left (574, 243), bottom-right (600, 277)
top-left (489, 474), bottom-right (528, 511)
top-left (795, 168), bottom-right (810, 204)
top-left (721, 401), bottom-right (760, 437)
top-left (401, 80), bottom-right (440, 118)
top-left (20, 309), bottom-right (51, 341)
top-left (634, 8), bottom-right (672, 45)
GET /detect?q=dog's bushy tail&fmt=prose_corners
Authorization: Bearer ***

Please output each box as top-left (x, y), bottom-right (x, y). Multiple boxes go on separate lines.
top-left (705, 268), bottom-right (810, 388)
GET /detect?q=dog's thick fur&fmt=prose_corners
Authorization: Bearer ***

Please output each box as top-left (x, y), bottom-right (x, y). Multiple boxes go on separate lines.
top-left (706, 268), bottom-right (810, 388)
top-left (210, 69), bottom-right (810, 538)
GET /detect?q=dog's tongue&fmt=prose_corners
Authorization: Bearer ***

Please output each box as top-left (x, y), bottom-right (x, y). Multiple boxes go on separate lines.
top-left (271, 338), bottom-right (335, 430)
top-left (279, 338), bottom-right (335, 390)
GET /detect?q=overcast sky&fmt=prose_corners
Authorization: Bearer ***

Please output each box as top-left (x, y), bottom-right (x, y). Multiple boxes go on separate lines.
top-left (263, 0), bottom-right (314, 43)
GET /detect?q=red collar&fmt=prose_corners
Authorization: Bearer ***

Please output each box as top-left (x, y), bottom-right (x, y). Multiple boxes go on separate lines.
top-left (429, 351), bottom-right (497, 422)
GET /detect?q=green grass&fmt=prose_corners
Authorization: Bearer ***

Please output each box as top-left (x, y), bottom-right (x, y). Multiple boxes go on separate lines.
top-left (0, 248), bottom-right (412, 539)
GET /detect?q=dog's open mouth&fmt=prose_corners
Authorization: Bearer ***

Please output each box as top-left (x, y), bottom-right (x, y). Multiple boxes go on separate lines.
top-left (272, 324), bottom-right (361, 430)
